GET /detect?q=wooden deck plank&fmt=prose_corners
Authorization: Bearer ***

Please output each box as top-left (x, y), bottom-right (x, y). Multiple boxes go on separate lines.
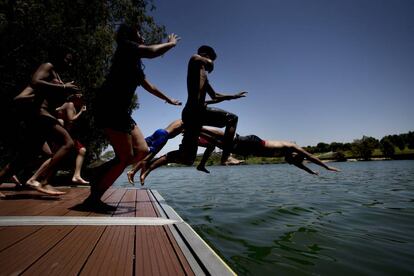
top-left (0, 187), bottom-right (234, 276)
top-left (135, 225), bottom-right (190, 276)
top-left (138, 225), bottom-right (189, 276)
top-left (15, 189), bottom-right (127, 275)
top-left (136, 189), bottom-right (158, 217)
top-left (21, 226), bottom-right (106, 276)
top-left (163, 225), bottom-right (196, 276)
top-left (146, 190), bottom-right (196, 275)
top-left (0, 226), bottom-right (42, 252)
top-left (0, 225), bottom-right (75, 275)
top-left (79, 189), bottom-right (136, 275)
top-left (0, 187), bottom-right (87, 216)
top-left (0, 188), bottom-right (90, 251)
top-left (80, 225), bottom-right (135, 276)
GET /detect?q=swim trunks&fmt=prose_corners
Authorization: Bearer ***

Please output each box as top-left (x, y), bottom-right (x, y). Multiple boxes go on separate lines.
top-left (145, 129), bottom-right (169, 153)
top-left (74, 139), bottom-right (84, 152)
top-left (232, 134), bottom-right (265, 156)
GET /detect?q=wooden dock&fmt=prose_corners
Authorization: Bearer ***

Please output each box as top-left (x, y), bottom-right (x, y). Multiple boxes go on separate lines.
top-left (0, 186), bottom-right (236, 275)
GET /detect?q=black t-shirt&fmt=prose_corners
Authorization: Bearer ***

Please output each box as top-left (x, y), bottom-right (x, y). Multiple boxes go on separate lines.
top-left (97, 40), bottom-right (146, 112)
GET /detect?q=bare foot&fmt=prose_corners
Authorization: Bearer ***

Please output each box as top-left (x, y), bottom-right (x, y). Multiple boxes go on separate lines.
top-left (27, 180), bottom-right (66, 196)
top-left (26, 179), bottom-right (42, 189)
top-left (72, 177), bottom-right (90, 185)
top-left (222, 156), bottom-right (245, 166)
top-left (37, 184), bottom-right (67, 195)
top-left (0, 191), bottom-right (5, 198)
top-left (126, 170), bottom-right (135, 185)
top-left (197, 165), bottom-right (210, 173)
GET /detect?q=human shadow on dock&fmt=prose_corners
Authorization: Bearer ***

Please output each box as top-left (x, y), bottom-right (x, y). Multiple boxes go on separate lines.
top-left (0, 193), bottom-right (61, 201)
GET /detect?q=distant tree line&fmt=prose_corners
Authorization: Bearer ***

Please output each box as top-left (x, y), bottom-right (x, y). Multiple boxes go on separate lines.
top-left (304, 131), bottom-right (414, 161)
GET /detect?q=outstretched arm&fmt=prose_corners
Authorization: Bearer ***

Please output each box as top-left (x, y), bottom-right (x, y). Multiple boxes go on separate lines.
top-left (14, 86), bottom-right (35, 102)
top-left (135, 33), bottom-right (180, 59)
top-left (293, 162), bottom-right (319, 175)
top-left (292, 145), bottom-right (340, 172)
top-left (141, 78), bottom-right (181, 106)
top-left (205, 83), bottom-right (247, 105)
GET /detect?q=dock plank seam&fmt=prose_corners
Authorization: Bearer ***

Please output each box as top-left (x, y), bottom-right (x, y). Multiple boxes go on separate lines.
top-left (18, 225), bottom-right (78, 275)
top-left (77, 226), bottom-right (109, 275)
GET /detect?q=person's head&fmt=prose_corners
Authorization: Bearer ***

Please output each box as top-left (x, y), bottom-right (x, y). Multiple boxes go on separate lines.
top-left (197, 45), bottom-right (217, 61)
top-left (285, 152), bottom-right (304, 165)
top-left (67, 93), bottom-right (84, 108)
top-left (116, 24), bottom-right (144, 45)
top-left (50, 47), bottom-right (74, 71)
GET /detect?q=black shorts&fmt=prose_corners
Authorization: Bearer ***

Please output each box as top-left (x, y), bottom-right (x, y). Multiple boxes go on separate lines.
top-left (180, 106), bottom-right (238, 160)
top-left (232, 134), bottom-right (265, 156)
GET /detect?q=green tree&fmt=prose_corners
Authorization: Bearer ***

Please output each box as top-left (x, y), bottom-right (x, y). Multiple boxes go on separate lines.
top-left (352, 136), bottom-right (379, 160)
top-left (316, 142), bottom-right (330, 153)
top-left (389, 135), bottom-right (405, 151)
top-left (380, 137), bottom-right (395, 158)
top-left (0, 0), bottom-right (165, 165)
top-left (407, 131), bottom-right (414, 149)
top-left (329, 142), bottom-right (344, 152)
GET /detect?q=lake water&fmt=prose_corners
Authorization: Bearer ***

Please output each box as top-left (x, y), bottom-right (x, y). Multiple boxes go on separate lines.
top-left (115, 160), bottom-right (414, 275)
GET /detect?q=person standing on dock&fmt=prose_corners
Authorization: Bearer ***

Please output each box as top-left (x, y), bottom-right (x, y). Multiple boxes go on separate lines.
top-left (82, 24), bottom-right (181, 211)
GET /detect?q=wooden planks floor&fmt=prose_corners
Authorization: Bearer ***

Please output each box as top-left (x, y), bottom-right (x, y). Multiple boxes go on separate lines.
top-left (0, 186), bottom-right (195, 276)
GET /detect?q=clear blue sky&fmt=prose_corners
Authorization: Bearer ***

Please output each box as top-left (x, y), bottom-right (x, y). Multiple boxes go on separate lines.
top-left (132, 0), bottom-right (414, 155)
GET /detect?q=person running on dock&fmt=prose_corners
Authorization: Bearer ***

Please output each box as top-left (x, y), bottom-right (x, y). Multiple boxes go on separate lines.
top-left (27, 93), bottom-right (90, 187)
top-left (82, 24), bottom-right (181, 211)
top-left (56, 93), bottom-right (89, 184)
top-left (0, 49), bottom-right (79, 195)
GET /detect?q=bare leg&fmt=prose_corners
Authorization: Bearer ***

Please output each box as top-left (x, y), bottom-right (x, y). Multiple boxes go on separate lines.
top-left (26, 158), bottom-right (51, 186)
top-left (26, 123), bottom-right (74, 195)
top-left (72, 147), bottom-right (89, 184)
top-left (127, 160), bottom-right (144, 184)
top-left (140, 155), bottom-right (169, 185)
top-left (87, 125), bottom-right (148, 202)
top-left (197, 146), bottom-right (215, 173)
top-left (219, 112), bottom-right (238, 164)
top-left (221, 123), bottom-right (237, 164)
top-left (26, 157), bottom-right (66, 195)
